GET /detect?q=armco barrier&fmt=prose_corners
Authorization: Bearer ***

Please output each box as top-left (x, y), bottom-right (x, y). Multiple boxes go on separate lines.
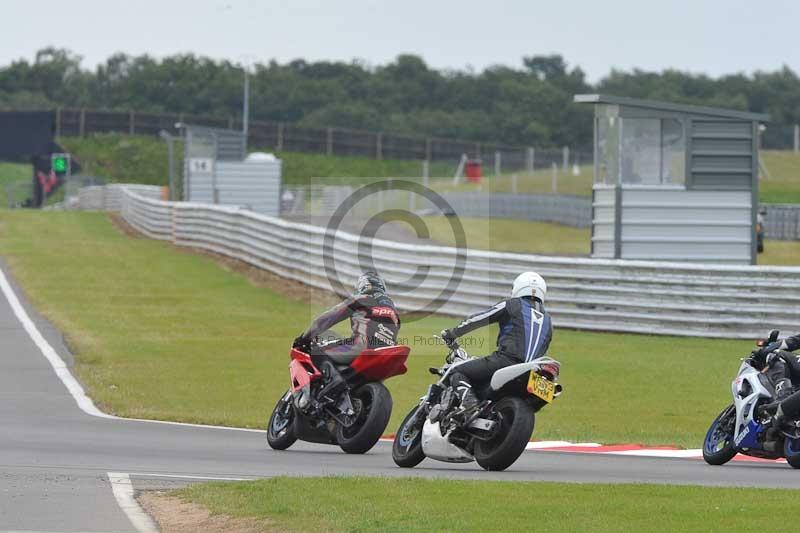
top-left (78, 186), bottom-right (800, 340)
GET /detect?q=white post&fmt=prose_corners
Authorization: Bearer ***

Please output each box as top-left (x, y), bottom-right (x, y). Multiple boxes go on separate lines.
top-left (422, 160), bottom-right (430, 187)
top-left (795, 124), bottom-right (799, 153)
top-left (494, 151), bottom-right (501, 178)
top-left (551, 163), bottom-right (558, 194)
top-left (562, 146), bottom-right (569, 172)
top-left (526, 147), bottom-right (534, 173)
top-left (511, 174), bottom-right (518, 194)
top-left (242, 67), bottom-right (250, 145)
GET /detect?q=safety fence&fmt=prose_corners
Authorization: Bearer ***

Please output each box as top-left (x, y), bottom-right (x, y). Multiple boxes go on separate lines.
top-left (77, 185), bottom-right (800, 340)
top-left (763, 204), bottom-right (800, 241)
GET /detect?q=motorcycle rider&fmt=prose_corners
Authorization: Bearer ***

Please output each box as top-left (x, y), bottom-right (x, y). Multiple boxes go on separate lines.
top-left (293, 271), bottom-right (401, 399)
top-left (753, 333), bottom-right (800, 423)
top-left (441, 272), bottom-right (552, 410)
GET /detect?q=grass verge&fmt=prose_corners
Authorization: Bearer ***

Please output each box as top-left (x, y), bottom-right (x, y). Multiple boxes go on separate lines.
top-left (0, 162), bottom-right (32, 207)
top-left (175, 476), bottom-right (799, 532)
top-left (422, 215), bottom-right (800, 265)
top-left (0, 210), bottom-right (756, 446)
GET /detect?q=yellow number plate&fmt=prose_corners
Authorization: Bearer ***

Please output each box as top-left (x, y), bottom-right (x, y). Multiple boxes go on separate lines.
top-left (527, 372), bottom-right (555, 403)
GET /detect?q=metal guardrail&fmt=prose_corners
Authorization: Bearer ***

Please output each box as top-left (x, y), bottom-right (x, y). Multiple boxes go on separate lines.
top-left (71, 185), bottom-right (800, 340)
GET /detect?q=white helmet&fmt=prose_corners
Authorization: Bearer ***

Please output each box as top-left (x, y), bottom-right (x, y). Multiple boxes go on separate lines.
top-left (511, 271), bottom-right (547, 302)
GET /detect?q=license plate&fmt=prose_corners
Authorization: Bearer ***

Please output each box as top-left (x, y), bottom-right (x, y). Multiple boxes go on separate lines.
top-left (527, 372), bottom-right (555, 403)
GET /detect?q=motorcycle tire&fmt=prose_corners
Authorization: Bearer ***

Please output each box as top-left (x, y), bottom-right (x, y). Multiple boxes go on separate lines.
top-left (267, 392), bottom-right (297, 450)
top-left (392, 405), bottom-right (426, 468)
top-left (784, 437), bottom-right (800, 469)
top-left (474, 396), bottom-right (535, 471)
top-left (337, 382), bottom-right (392, 454)
top-left (702, 404), bottom-right (737, 466)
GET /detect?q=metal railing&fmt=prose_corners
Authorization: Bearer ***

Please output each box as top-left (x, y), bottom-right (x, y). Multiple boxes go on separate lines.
top-left (76, 185), bottom-right (800, 340)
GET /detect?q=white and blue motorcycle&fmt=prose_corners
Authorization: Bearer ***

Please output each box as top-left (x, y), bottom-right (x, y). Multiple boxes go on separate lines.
top-left (703, 330), bottom-right (800, 468)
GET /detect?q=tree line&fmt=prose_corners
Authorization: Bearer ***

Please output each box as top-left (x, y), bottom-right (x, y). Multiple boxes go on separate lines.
top-left (1, 47), bottom-right (798, 148)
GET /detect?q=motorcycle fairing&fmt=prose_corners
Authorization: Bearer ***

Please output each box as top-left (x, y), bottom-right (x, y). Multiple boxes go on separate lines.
top-left (731, 360), bottom-right (771, 451)
top-left (350, 345), bottom-right (410, 381)
top-left (421, 419), bottom-right (474, 462)
top-left (289, 348), bottom-right (322, 392)
top-left (490, 357), bottom-right (560, 391)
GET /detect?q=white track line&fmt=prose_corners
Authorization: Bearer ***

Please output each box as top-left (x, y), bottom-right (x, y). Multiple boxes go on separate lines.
top-left (125, 472), bottom-right (256, 481)
top-left (108, 472), bottom-right (159, 533)
top-left (0, 267), bottom-right (263, 433)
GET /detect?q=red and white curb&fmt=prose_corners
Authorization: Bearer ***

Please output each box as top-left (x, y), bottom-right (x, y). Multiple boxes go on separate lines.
top-left (381, 437), bottom-right (786, 463)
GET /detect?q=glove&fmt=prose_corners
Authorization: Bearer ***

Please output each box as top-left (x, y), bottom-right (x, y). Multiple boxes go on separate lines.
top-left (293, 336), bottom-right (309, 350)
top-left (440, 329), bottom-right (457, 347)
top-left (751, 341), bottom-right (783, 366)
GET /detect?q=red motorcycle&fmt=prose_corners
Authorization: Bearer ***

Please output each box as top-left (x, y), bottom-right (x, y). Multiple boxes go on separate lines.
top-left (267, 344), bottom-right (410, 454)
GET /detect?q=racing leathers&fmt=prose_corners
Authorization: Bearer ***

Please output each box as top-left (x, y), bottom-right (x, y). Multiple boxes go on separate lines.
top-left (443, 296), bottom-right (552, 409)
top-left (759, 333), bottom-right (800, 402)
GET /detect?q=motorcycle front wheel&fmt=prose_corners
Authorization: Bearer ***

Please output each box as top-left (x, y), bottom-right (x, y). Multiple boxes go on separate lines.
top-left (702, 404), bottom-right (737, 466)
top-left (474, 396), bottom-right (535, 471)
top-left (267, 392), bottom-right (297, 450)
top-left (392, 405), bottom-right (426, 468)
top-left (337, 382), bottom-right (392, 454)
top-left (784, 437), bottom-right (800, 469)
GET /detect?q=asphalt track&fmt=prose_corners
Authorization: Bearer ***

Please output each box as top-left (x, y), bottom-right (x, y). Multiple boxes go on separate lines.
top-left (1, 266), bottom-right (799, 532)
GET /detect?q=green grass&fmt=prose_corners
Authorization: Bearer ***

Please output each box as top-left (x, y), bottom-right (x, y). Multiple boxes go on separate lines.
top-left (0, 162), bottom-right (32, 207)
top-left (59, 134), bottom-right (452, 187)
top-left (423, 216), bottom-right (591, 256)
top-left (759, 240), bottom-right (800, 266)
top-left (0, 210), bottom-right (756, 447)
top-left (177, 477), bottom-right (799, 532)
top-left (432, 165), bottom-right (594, 196)
top-left (423, 216), bottom-right (799, 265)
top-left (760, 150), bottom-right (800, 204)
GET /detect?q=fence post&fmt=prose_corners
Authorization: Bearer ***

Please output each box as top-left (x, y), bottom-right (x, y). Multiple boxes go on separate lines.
top-left (79, 108), bottom-right (86, 137)
top-left (326, 128), bottom-right (333, 156)
top-left (425, 137), bottom-right (432, 161)
top-left (422, 160), bottom-right (430, 187)
top-left (55, 107), bottom-right (62, 138)
top-left (526, 147), bottom-right (534, 173)
top-left (494, 151), bottom-right (501, 178)
top-left (562, 146), bottom-right (569, 172)
top-left (795, 124), bottom-right (799, 153)
top-left (551, 163), bottom-right (558, 193)
top-left (129, 110), bottom-right (135, 135)
top-left (376, 132), bottom-right (383, 160)
top-left (277, 122), bottom-right (284, 151)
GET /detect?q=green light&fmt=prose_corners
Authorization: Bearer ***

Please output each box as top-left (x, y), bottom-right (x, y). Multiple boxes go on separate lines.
top-left (53, 156), bottom-right (68, 173)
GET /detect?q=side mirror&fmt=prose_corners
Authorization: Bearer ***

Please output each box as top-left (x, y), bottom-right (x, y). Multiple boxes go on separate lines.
top-left (768, 329), bottom-right (780, 343)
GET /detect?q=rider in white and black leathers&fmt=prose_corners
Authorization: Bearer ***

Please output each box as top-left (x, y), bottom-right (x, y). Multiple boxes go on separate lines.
top-left (753, 333), bottom-right (800, 423)
top-left (441, 272), bottom-right (552, 410)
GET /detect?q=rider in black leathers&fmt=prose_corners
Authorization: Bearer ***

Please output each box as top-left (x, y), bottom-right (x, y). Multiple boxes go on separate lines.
top-left (293, 272), bottom-right (400, 398)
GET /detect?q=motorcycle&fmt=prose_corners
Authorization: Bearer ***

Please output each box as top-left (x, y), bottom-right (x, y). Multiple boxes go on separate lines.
top-left (703, 329), bottom-right (800, 468)
top-left (392, 339), bottom-right (563, 471)
top-left (267, 342), bottom-right (410, 454)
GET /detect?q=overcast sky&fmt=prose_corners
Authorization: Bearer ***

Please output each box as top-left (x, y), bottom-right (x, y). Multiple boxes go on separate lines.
top-left (2, 0), bottom-right (798, 81)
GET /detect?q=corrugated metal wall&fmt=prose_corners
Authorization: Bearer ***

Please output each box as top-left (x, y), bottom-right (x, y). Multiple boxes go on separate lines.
top-left (187, 160), bottom-right (281, 216)
top-left (591, 187), bottom-right (616, 258)
top-left (618, 189), bottom-right (752, 263)
top-left (690, 120), bottom-right (754, 190)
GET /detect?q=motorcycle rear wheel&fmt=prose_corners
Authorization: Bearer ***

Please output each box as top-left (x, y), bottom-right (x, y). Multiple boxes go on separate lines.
top-left (702, 404), bottom-right (737, 466)
top-left (392, 405), bottom-right (426, 467)
top-left (337, 382), bottom-right (392, 454)
top-left (474, 396), bottom-right (535, 471)
top-left (267, 392), bottom-right (297, 450)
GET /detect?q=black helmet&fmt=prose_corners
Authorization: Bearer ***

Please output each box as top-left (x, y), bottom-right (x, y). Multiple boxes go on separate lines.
top-left (355, 271), bottom-right (386, 295)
